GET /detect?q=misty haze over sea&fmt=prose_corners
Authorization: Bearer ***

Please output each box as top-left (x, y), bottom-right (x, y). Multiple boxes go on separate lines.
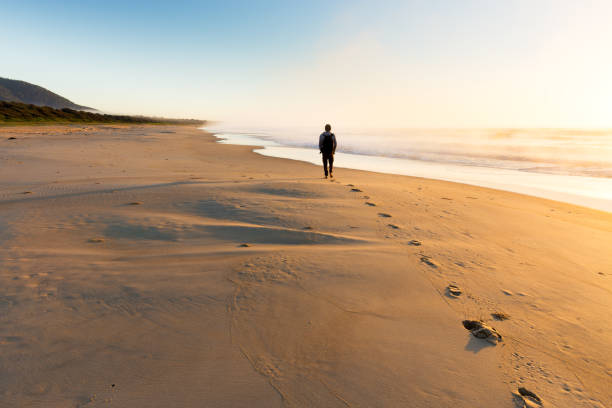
top-left (206, 125), bottom-right (612, 212)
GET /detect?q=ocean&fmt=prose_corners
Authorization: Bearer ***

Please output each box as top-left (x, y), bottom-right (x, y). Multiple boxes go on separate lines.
top-left (204, 124), bottom-right (612, 213)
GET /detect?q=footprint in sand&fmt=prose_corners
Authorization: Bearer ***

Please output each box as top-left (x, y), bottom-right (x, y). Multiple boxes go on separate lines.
top-left (387, 224), bottom-right (400, 229)
top-left (365, 202), bottom-right (376, 206)
top-left (378, 213), bottom-right (392, 218)
top-left (515, 387), bottom-right (542, 406)
top-left (462, 320), bottom-right (502, 344)
top-left (351, 188), bottom-right (362, 192)
top-left (238, 243), bottom-right (250, 247)
top-left (8, 137), bottom-right (17, 140)
top-left (447, 284), bottom-right (462, 297)
top-left (420, 256), bottom-right (437, 268)
top-left (347, 184), bottom-right (354, 187)
top-left (491, 312), bottom-right (510, 321)
top-left (408, 239), bottom-right (422, 246)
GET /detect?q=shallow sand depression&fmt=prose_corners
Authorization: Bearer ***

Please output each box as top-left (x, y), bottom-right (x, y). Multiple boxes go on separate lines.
top-left (1, 125), bottom-right (611, 407)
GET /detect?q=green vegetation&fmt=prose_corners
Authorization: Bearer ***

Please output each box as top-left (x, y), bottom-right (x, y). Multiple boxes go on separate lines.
top-left (0, 101), bottom-right (205, 125)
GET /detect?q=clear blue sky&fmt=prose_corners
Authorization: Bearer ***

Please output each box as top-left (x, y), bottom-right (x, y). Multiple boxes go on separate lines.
top-left (3, 1), bottom-right (612, 127)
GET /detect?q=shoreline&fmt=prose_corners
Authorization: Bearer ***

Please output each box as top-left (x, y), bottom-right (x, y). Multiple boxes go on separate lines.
top-left (211, 130), bottom-right (612, 214)
top-left (1, 124), bottom-right (610, 407)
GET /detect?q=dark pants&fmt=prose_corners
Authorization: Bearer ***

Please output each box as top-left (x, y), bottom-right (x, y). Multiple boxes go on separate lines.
top-left (322, 153), bottom-right (334, 176)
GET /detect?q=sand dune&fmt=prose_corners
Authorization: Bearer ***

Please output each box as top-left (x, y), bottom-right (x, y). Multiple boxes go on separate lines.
top-left (1, 125), bottom-right (611, 407)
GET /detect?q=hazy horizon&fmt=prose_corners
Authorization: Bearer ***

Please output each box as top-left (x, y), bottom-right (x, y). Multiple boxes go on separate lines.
top-left (4, 0), bottom-right (612, 128)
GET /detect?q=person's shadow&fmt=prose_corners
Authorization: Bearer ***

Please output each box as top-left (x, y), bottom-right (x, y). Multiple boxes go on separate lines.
top-left (464, 335), bottom-right (497, 353)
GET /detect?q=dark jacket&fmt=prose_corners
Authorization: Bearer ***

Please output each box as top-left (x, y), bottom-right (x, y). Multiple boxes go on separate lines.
top-left (319, 131), bottom-right (337, 154)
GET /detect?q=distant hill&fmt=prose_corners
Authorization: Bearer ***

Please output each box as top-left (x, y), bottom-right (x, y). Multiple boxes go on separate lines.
top-left (0, 77), bottom-right (92, 110)
top-left (0, 101), bottom-right (205, 126)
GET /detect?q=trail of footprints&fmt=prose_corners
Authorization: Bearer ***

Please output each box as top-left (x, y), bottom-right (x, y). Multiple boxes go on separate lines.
top-left (346, 182), bottom-right (544, 407)
top-left (347, 183), bottom-right (446, 271)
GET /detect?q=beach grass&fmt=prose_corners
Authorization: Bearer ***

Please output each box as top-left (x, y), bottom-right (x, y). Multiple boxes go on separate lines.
top-left (0, 101), bottom-right (204, 126)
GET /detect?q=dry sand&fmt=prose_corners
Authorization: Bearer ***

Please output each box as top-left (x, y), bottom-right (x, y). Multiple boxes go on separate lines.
top-left (0, 124), bottom-right (611, 407)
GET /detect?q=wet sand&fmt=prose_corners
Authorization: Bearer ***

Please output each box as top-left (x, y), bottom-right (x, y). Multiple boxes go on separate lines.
top-left (1, 125), bottom-right (611, 407)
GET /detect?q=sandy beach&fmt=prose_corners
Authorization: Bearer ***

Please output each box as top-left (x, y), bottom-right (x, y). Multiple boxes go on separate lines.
top-left (1, 124), bottom-right (611, 407)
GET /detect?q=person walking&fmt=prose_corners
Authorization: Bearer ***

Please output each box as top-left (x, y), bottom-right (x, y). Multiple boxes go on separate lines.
top-left (319, 124), bottom-right (337, 178)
